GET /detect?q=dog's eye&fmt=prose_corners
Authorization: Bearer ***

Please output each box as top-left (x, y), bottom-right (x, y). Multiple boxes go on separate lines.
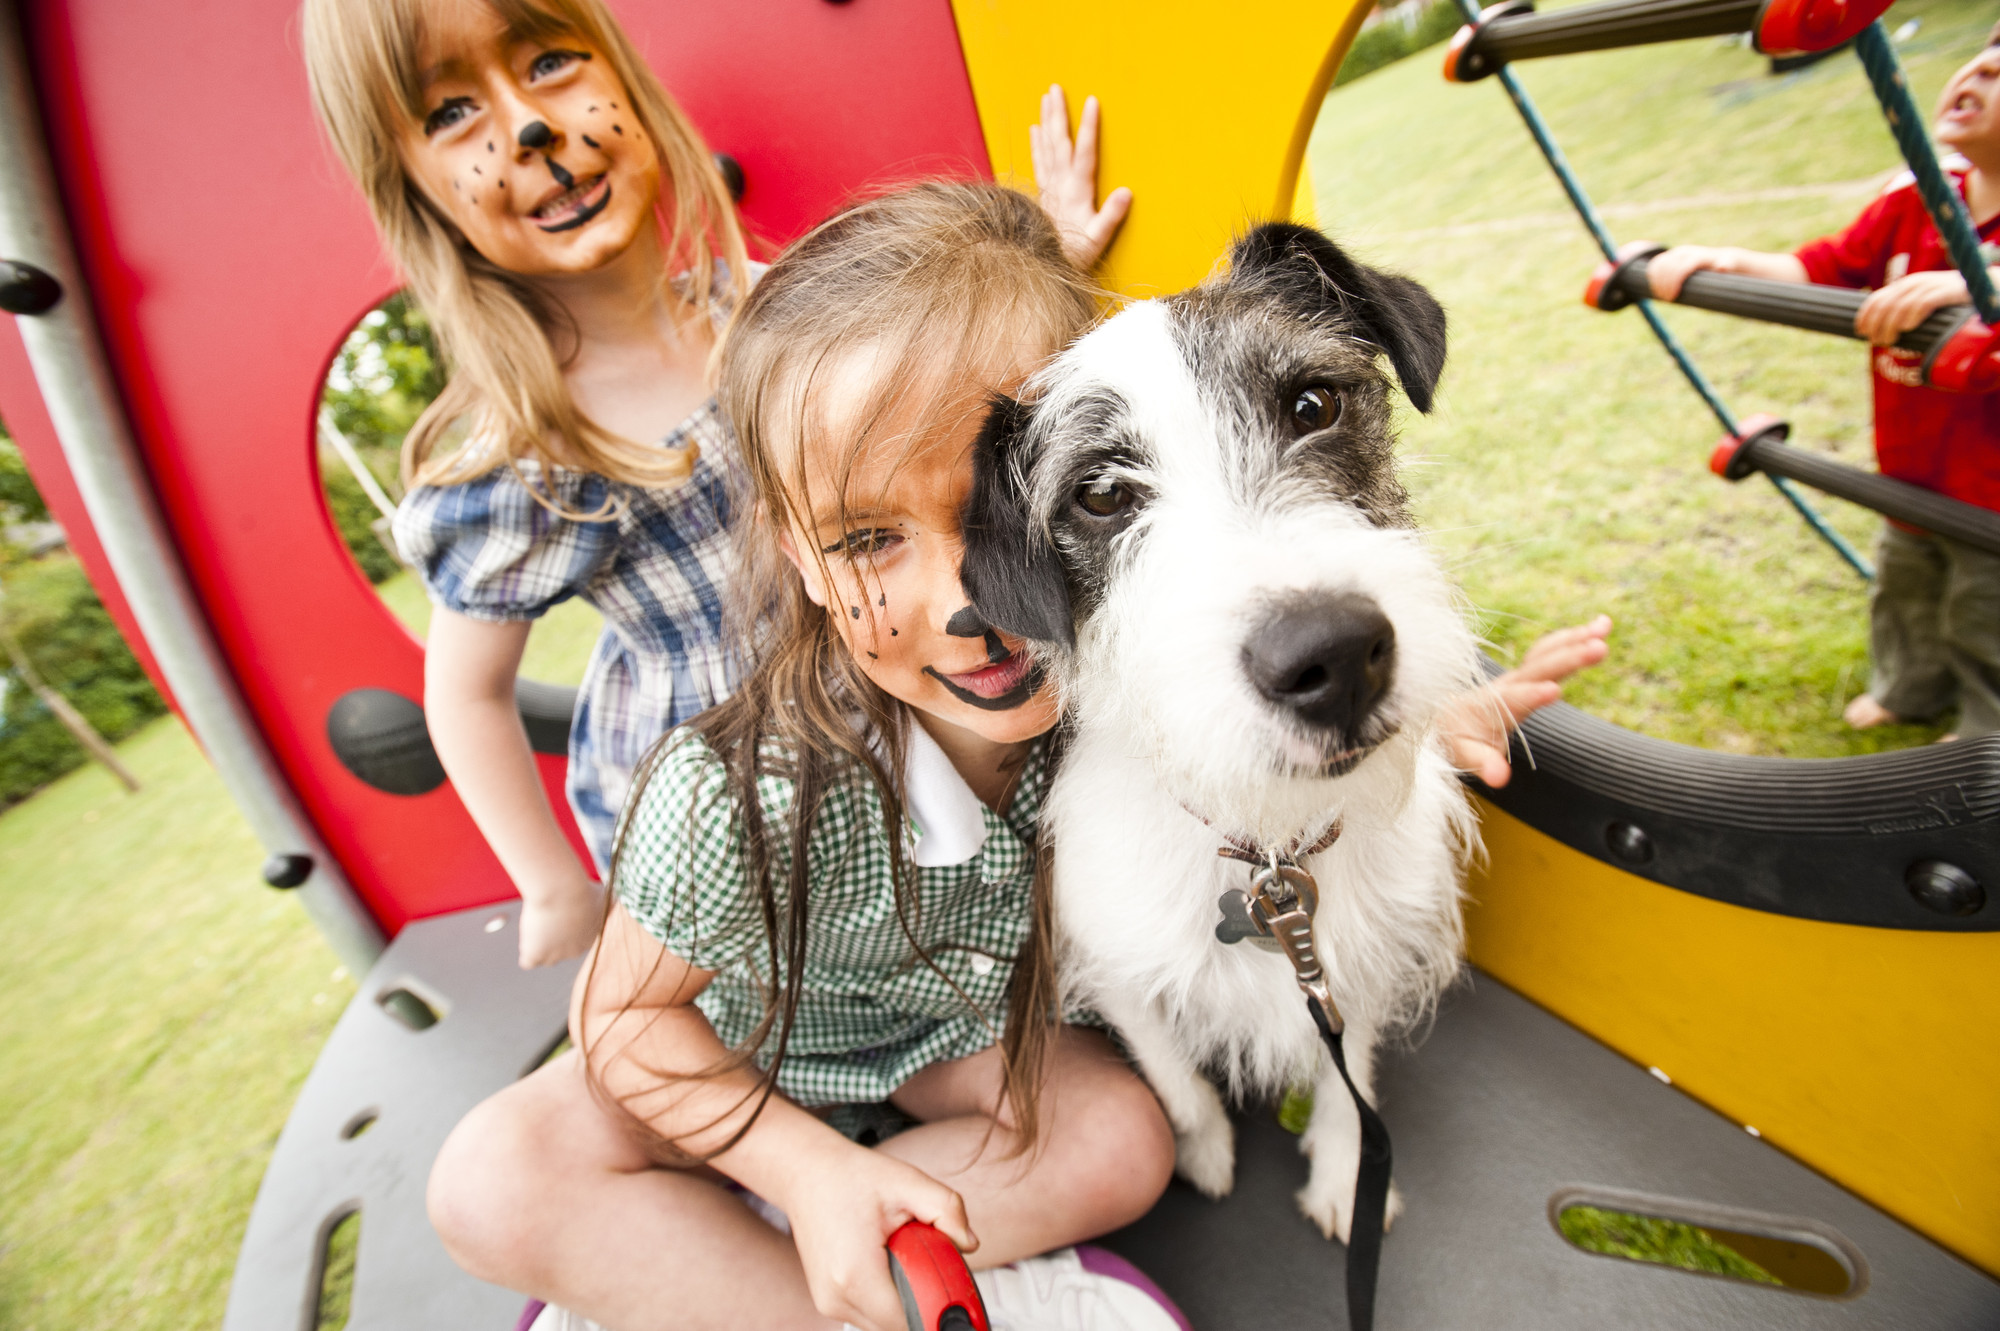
top-left (1075, 476), bottom-right (1134, 518)
top-left (1289, 385), bottom-right (1342, 436)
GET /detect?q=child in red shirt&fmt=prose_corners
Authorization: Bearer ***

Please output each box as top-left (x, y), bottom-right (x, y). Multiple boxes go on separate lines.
top-left (1647, 25), bottom-right (2000, 740)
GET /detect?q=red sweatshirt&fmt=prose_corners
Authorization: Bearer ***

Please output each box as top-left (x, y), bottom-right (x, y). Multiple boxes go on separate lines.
top-left (1794, 170), bottom-right (2000, 517)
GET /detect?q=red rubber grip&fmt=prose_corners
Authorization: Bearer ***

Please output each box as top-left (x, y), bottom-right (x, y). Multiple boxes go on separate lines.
top-left (1755, 0), bottom-right (1895, 57)
top-left (886, 1222), bottom-right (989, 1331)
top-left (1922, 318), bottom-right (2000, 393)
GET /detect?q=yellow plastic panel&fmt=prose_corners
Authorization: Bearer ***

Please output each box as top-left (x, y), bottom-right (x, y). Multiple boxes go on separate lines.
top-left (1469, 801), bottom-right (2000, 1275)
top-left (949, 0), bottom-right (1367, 297)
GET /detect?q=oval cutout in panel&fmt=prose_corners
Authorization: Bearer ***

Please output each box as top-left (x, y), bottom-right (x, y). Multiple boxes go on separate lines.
top-left (1549, 1185), bottom-right (1866, 1299)
top-left (313, 1205), bottom-right (361, 1331)
top-left (374, 979), bottom-right (447, 1032)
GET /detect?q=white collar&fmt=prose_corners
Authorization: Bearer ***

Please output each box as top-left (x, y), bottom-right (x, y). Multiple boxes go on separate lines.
top-left (899, 718), bottom-right (991, 868)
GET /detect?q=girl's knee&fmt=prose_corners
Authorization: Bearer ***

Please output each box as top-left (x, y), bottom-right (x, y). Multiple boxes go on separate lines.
top-left (1063, 1061), bottom-right (1175, 1219)
top-left (427, 1089), bottom-right (559, 1280)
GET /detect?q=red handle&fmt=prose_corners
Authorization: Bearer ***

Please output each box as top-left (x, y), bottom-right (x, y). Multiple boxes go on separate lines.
top-left (885, 1222), bottom-right (988, 1331)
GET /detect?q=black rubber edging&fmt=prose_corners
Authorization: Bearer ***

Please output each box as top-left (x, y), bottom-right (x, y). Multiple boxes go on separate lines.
top-left (1475, 689), bottom-right (1998, 932)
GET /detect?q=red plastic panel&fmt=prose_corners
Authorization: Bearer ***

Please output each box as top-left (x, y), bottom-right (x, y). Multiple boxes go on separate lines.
top-left (1, 0), bottom-right (988, 932)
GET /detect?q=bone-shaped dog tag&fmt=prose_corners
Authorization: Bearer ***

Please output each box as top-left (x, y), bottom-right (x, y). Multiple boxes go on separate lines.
top-left (1215, 890), bottom-right (1281, 950)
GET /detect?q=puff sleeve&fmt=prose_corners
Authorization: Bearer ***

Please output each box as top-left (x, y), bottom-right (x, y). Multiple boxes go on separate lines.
top-left (392, 464), bottom-right (620, 622)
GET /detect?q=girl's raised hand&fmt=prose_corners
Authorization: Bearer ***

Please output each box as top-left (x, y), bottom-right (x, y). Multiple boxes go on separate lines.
top-left (1029, 85), bottom-right (1133, 271)
top-left (778, 1141), bottom-right (977, 1331)
top-left (1439, 616), bottom-right (1611, 789)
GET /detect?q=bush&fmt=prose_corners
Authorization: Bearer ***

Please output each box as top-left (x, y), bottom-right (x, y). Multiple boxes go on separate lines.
top-left (319, 290), bottom-right (443, 583)
top-left (1, 558), bottom-right (167, 806)
top-left (1335, 0), bottom-right (1467, 86)
top-left (320, 460), bottom-right (402, 585)
top-left (0, 436), bottom-right (49, 524)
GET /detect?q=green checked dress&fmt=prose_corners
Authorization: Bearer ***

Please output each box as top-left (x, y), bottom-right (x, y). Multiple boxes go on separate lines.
top-left (613, 726), bottom-right (1050, 1107)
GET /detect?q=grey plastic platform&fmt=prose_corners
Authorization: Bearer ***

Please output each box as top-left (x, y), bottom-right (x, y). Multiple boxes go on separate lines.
top-left (1101, 975), bottom-right (2000, 1329)
top-left (227, 908), bottom-right (2000, 1330)
top-left (224, 902), bottom-right (578, 1331)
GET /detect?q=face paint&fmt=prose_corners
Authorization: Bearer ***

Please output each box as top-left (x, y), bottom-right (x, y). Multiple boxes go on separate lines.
top-left (775, 345), bottom-right (1063, 750)
top-left (923, 659), bottom-right (1046, 711)
top-left (399, 8), bottom-right (660, 277)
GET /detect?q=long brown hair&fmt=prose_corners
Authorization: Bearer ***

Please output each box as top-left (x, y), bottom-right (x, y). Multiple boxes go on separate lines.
top-left (585, 182), bottom-right (1099, 1160)
top-left (302, 0), bottom-right (749, 495)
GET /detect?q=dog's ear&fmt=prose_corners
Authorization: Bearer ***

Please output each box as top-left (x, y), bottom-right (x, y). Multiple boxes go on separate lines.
top-left (959, 395), bottom-right (1074, 648)
top-left (1228, 222), bottom-right (1449, 414)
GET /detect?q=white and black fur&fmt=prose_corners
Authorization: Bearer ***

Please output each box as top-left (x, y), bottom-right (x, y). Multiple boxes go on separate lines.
top-left (962, 225), bottom-right (1480, 1240)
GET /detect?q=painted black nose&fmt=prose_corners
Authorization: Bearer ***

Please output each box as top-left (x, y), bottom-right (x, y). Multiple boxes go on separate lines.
top-left (1242, 592), bottom-right (1395, 737)
top-left (518, 120), bottom-right (555, 150)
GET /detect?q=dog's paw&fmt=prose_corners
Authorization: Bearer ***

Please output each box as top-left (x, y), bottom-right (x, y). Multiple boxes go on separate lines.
top-left (1296, 1174), bottom-right (1403, 1243)
top-left (1173, 1116), bottom-right (1236, 1198)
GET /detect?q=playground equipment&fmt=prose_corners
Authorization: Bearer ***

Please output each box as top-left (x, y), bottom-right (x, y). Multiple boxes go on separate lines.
top-left (1583, 250), bottom-right (2000, 553)
top-left (1586, 244), bottom-right (2000, 392)
top-left (0, 0), bottom-right (1993, 1326)
top-left (1442, 0), bottom-right (1899, 83)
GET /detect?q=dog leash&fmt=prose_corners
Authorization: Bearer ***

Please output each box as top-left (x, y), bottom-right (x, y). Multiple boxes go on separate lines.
top-left (1213, 825), bottom-right (1393, 1331)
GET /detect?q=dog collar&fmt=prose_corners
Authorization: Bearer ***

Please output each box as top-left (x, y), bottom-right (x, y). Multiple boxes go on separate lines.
top-left (1178, 801), bottom-right (1344, 867)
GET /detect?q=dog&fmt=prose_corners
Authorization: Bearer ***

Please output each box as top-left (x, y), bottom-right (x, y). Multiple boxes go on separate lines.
top-left (961, 223), bottom-right (1480, 1241)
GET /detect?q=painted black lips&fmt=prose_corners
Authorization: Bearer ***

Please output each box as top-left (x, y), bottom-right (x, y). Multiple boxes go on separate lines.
top-left (924, 659), bottom-right (1046, 712)
top-left (535, 177), bottom-right (611, 233)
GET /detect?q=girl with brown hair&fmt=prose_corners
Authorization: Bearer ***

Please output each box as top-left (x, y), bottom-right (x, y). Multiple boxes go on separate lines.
top-left (426, 182), bottom-right (1186, 1331)
top-left (303, 0), bottom-right (1129, 967)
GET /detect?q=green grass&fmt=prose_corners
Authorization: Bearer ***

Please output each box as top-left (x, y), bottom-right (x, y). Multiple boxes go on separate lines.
top-left (1557, 1204), bottom-right (1780, 1285)
top-left (1308, 0), bottom-right (1985, 753)
top-left (374, 568), bottom-right (604, 686)
top-left (0, 718), bottom-right (350, 1330)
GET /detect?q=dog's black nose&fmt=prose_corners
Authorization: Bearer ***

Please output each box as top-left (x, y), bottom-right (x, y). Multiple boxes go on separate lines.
top-left (1242, 592), bottom-right (1396, 737)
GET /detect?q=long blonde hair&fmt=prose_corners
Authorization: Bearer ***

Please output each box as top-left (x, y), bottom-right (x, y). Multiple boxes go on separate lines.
top-left (302, 0), bottom-right (749, 494)
top-left (585, 181), bottom-right (1100, 1159)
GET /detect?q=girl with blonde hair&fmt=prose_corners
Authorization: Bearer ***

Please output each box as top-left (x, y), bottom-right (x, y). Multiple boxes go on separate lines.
top-left (303, 0), bottom-right (1128, 966)
top-left (427, 181), bottom-right (1187, 1331)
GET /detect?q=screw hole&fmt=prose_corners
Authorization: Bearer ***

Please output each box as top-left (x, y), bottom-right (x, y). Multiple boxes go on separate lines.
top-left (1604, 821), bottom-right (1654, 865)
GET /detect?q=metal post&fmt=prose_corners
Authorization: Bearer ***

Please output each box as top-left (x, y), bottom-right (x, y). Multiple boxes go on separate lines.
top-left (1853, 20), bottom-right (2000, 326)
top-left (0, 0), bottom-right (382, 971)
top-left (1453, 0), bottom-right (1875, 581)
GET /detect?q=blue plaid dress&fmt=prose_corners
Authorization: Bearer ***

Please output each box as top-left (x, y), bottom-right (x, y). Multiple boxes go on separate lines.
top-left (393, 402), bottom-right (742, 869)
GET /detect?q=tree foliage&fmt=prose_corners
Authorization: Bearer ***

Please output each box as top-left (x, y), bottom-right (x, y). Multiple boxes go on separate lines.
top-left (318, 291), bottom-right (446, 585)
top-left (0, 434), bottom-right (50, 525)
top-left (1, 556), bottom-right (166, 807)
top-left (1335, 0), bottom-right (1466, 87)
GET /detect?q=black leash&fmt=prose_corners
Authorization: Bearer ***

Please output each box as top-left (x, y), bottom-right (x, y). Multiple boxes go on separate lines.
top-left (1210, 827), bottom-right (1391, 1331)
top-left (1311, 996), bottom-right (1392, 1331)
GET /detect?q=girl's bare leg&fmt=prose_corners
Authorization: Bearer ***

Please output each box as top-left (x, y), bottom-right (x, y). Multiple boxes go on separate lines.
top-left (427, 1050), bottom-right (838, 1331)
top-left (883, 1024), bottom-right (1175, 1268)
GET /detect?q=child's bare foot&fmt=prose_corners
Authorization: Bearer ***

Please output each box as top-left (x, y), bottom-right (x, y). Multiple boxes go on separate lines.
top-left (1938, 733), bottom-right (1960, 743)
top-left (1843, 694), bottom-right (1900, 729)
